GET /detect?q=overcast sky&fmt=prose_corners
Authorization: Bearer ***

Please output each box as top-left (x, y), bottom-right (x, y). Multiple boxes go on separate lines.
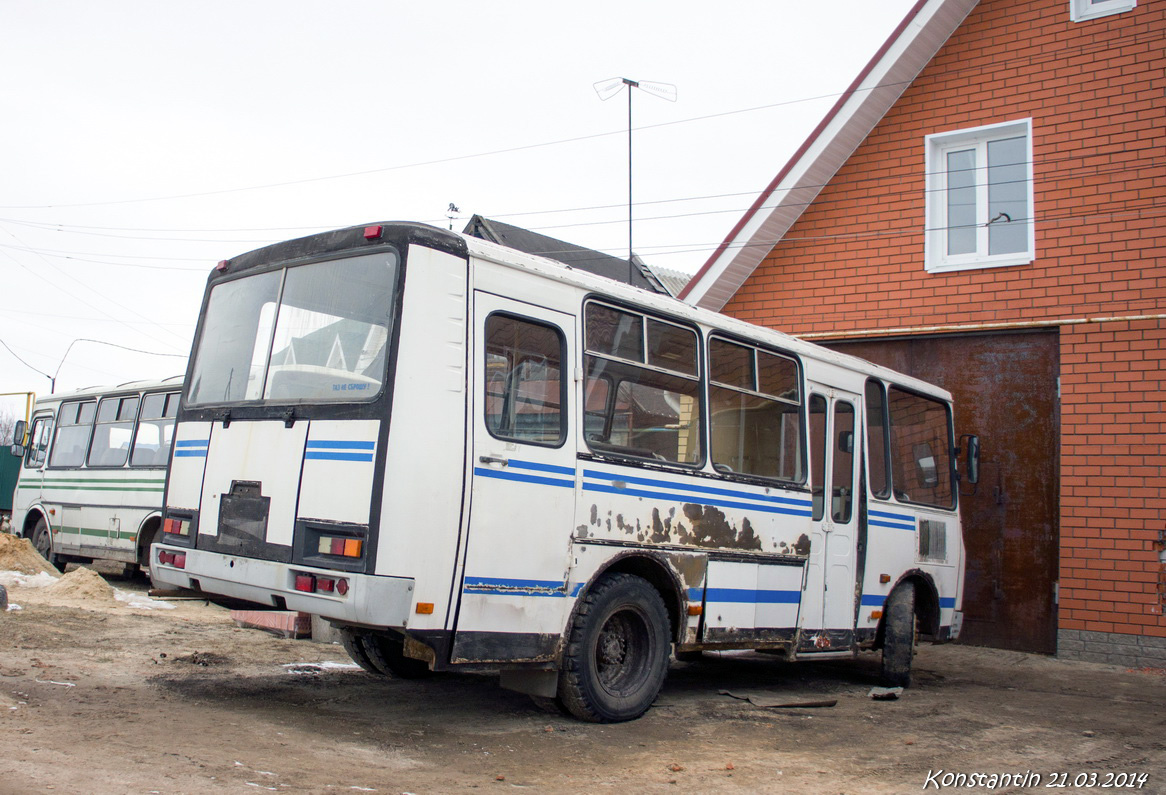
top-left (0, 0), bottom-right (915, 416)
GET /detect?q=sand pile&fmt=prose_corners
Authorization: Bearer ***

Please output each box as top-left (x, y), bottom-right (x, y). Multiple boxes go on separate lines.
top-left (0, 532), bottom-right (60, 576)
top-left (44, 566), bottom-right (117, 604)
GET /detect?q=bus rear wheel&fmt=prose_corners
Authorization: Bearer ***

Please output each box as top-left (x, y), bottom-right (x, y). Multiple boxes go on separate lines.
top-left (558, 573), bottom-right (670, 723)
top-left (881, 582), bottom-right (916, 688)
top-left (338, 629), bottom-right (384, 676)
top-left (362, 631), bottom-right (433, 679)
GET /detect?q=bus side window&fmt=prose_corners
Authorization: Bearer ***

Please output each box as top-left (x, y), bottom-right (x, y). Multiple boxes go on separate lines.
top-left (48, 401), bottom-right (96, 469)
top-left (709, 336), bottom-right (803, 482)
top-left (24, 416), bottom-right (54, 468)
top-left (484, 314), bottom-right (565, 446)
top-left (865, 380), bottom-right (890, 499)
top-left (87, 396), bottom-right (140, 468)
top-left (810, 395), bottom-right (827, 520)
top-left (130, 391), bottom-right (180, 467)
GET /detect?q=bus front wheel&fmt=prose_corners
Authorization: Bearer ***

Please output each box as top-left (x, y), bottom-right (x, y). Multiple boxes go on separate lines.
top-left (881, 582), bottom-right (916, 688)
top-left (30, 517), bottom-right (65, 573)
top-left (558, 573), bottom-right (670, 723)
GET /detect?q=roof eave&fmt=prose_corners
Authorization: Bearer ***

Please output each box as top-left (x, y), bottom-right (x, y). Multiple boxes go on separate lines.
top-left (679, 0), bottom-right (978, 311)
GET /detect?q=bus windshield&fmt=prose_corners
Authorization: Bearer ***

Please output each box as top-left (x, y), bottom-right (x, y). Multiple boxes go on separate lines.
top-left (187, 251), bottom-right (399, 406)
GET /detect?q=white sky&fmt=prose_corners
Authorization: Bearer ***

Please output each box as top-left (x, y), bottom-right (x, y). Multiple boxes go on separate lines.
top-left (0, 0), bottom-right (915, 416)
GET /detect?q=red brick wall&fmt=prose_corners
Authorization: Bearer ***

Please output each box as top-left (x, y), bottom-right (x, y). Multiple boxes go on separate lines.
top-left (722, 0), bottom-right (1165, 642)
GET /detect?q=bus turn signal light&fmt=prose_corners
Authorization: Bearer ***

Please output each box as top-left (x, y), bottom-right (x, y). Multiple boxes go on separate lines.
top-left (416, 602), bottom-right (434, 614)
top-left (293, 572), bottom-right (350, 597)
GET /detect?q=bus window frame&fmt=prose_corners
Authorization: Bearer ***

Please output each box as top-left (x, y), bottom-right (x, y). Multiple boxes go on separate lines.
top-left (47, 399), bottom-right (97, 470)
top-left (581, 298), bottom-right (705, 469)
top-left (22, 412), bottom-right (55, 469)
top-left (86, 393), bottom-right (142, 469)
top-left (706, 332), bottom-right (807, 488)
top-left (129, 390), bottom-right (181, 469)
top-left (482, 311), bottom-right (568, 449)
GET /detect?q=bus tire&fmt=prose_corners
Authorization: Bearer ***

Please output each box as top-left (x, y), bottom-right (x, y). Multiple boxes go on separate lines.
top-left (881, 582), bottom-right (916, 688)
top-left (557, 573), bottom-right (670, 723)
top-left (30, 516), bottom-right (65, 573)
top-left (362, 632), bottom-right (433, 679)
top-left (338, 629), bottom-right (384, 676)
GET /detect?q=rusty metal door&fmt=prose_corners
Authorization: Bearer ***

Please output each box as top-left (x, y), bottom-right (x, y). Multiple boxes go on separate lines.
top-left (825, 331), bottom-right (1059, 654)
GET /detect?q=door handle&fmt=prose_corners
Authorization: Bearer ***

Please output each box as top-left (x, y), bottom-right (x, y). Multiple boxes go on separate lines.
top-left (479, 455), bottom-right (509, 467)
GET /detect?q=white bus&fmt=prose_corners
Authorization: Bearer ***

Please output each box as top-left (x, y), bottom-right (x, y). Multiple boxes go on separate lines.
top-left (151, 222), bottom-right (977, 722)
top-left (10, 377), bottom-right (183, 574)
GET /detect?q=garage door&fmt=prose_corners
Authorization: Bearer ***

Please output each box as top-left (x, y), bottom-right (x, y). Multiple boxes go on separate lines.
top-left (826, 331), bottom-right (1059, 654)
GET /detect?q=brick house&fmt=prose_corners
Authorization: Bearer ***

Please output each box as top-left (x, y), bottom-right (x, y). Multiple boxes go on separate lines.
top-left (680, 0), bottom-right (1164, 666)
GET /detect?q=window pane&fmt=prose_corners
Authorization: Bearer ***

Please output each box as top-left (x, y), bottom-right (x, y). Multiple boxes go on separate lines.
top-left (484, 315), bottom-right (564, 445)
top-left (25, 418), bottom-right (53, 468)
top-left (188, 270), bottom-right (282, 405)
top-left (49, 401), bottom-right (95, 468)
top-left (946, 148), bottom-right (977, 256)
top-left (585, 304), bottom-right (643, 362)
top-left (647, 319), bottom-right (697, 376)
top-left (585, 357), bottom-right (700, 464)
top-left (832, 402), bottom-right (855, 522)
top-left (866, 381), bottom-right (889, 498)
top-left (888, 388), bottom-right (954, 509)
top-left (88, 396), bottom-right (138, 467)
top-left (810, 395), bottom-right (827, 521)
top-left (711, 386), bottom-right (803, 482)
top-left (264, 254), bottom-right (396, 402)
top-left (709, 338), bottom-right (753, 389)
top-left (131, 393), bottom-right (177, 467)
top-left (757, 351), bottom-right (799, 402)
top-left (988, 135), bottom-right (1029, 255)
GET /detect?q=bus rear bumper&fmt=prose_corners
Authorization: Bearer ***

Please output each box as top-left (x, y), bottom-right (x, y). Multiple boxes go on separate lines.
top-left (150, 544), bottom-right (414, 627)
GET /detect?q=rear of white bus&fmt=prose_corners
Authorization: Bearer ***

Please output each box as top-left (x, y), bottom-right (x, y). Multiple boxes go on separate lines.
top-left (151, 223), bottom-right (468, 637)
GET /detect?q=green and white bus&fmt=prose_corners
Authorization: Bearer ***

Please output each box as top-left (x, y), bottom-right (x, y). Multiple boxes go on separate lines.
top-left (9, 376), bottom-right (182, 573)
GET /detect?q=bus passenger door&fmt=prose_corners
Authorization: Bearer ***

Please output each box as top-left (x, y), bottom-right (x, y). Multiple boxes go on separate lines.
top-left (802, 388), bottom-right (860, 635)
top-left (453, 292), bottom-right (577, 663)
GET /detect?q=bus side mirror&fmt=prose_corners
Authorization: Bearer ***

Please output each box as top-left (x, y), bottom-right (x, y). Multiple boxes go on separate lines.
top-left (9, 420), bottom-right (26, 457)
top-left (960, 434), bottom-right (980, 485)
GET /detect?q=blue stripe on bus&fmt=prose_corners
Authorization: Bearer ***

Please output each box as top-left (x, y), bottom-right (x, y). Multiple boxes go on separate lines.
top-left (582, 482), bottom-right (813, 517)
top-left (868, 509), bottom-right (916, 530)
top-left (940, 597), bottom-right (956, 609)
top-left (507, 459), bottom-right (576, 477)
top-left (307, 440), bottom-right (376, 450)
top-left (174, 450), bottom-right (208, 458)
top-left (175, 439), bottom-right (209, 448)
top-left (463, 576), bottom-right (569, 597)
top-left (705, 587), bottom-right (801, 605)
top-left (583, 469), bottom-right (812, 509)
top-left (473, 467), bottom-right (574, 489)
top-left (861, 594), bottom-right (886, 607)
top-left (305, 451), bottom-right (375, 462)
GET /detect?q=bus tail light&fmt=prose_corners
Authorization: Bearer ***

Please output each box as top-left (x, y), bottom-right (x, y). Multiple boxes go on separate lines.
top-left (164, 518), bottom-right (190, 537)
top-left (292, 572), bottom-right (349, 597)
top-left (317, 535), bottom-right (362, 559)
top-left (158, 550), bottom-right (187, 569)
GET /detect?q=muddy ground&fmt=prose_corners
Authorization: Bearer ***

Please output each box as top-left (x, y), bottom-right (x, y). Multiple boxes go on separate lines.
top-left (0, 565), bottom-right (1163, 794)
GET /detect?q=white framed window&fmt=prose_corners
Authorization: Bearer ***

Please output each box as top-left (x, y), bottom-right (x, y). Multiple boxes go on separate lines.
top-left (1070, 0), bottom-right (1135, 22)
top-left (924, 119), bottom-right (1034, 274)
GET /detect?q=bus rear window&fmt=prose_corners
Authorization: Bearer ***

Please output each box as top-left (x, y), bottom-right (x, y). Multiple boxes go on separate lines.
top-left (187, 251), bottom-right (399, 406)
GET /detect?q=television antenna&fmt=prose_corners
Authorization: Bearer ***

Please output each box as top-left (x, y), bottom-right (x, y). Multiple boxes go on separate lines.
top-left (593, 77), bottom-right (677, 284)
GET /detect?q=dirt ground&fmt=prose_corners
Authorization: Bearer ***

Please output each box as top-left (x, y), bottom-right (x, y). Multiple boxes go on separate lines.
top-left (0, 558), bottom-right (1163, 794)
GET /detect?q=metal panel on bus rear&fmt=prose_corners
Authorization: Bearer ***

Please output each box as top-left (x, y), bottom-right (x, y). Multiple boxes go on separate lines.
top-left (198, 420), bottom-right (308, 547)
top-left (297, 420), bottom-right (379, 525)
top-left (169, 421), bottom-right (213, 511)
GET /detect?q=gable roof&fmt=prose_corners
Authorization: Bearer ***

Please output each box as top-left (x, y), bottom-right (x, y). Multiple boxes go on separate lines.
top-left (463, 215), bottom-right (671, 295)
top-left (678, 0), bottom-right (978, 311)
